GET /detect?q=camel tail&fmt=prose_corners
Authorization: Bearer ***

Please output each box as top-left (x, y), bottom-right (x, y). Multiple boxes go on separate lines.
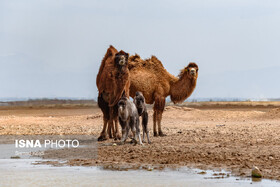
top-left (96, 45), bottom-right (117, 90)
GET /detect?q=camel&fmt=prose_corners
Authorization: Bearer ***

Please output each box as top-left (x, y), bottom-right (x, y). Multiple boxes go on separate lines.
top-left (96, 45), bottom-right (130, 141)
top-left (118, 95), bottom-right (142, 145)
top-left (128, 55), bottom-right (198, 136)
top-left (134, 91), bottom-right (151, 144)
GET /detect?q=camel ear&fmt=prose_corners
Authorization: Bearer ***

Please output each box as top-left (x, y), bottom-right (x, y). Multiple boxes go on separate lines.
top-left (124, 52), bottom-right (129, 60)
top-left (187, 62), bottom-right (198, 69)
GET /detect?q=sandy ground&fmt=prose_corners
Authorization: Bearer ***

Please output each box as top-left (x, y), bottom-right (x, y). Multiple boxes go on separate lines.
top-left (0, 102), bottom-right (280, 180)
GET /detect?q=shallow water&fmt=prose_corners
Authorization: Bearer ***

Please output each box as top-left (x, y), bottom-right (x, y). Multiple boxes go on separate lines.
top-left (0, 159), bottom-right (279, 187)
top-left (0, 135), bottom-right (97, 160)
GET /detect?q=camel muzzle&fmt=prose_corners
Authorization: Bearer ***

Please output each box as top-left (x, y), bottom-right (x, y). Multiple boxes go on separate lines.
top-left (190, 69), bottom-right (196, 76)
top-left (119, 60), bottom-right (125, 66)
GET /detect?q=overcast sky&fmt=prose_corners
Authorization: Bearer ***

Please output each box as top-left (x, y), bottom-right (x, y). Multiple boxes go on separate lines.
top-left (0, 0), bottom-right (279, 100)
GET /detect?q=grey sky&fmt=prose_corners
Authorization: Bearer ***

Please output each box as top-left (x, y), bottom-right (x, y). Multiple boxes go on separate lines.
top-left (0, 0), bottom-right (279, 100)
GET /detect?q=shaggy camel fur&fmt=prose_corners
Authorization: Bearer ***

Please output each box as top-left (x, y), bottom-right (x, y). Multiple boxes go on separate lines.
top-left (96, 45), bottom-right (130, 141)
top-left (118, 96), bottom-right (143, 145)
top-left (128, 55), bottom-right (198, 136)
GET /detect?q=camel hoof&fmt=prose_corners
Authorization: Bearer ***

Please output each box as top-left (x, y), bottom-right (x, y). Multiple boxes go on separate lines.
top-left (154, 132), bottom-right (158, 137)
top-left (113, 135), bottom-right (119, 141)
top-left (148, 141), bottom-right (152, 144)
top-left (129, 139), bottom-right (136, 144)
top-left (97, 135), bottom-right (108, 141)
top-left (159, 132), bottom-right (166, 137)
top-left (131, 139), bottom-right (137, 145)
top-left (115, 133), bottom-right (121, 140)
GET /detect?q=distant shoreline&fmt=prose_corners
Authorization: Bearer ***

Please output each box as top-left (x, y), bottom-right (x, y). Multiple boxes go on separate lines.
top-left (1, 97), bottom-right (280, 103)
top-left (0, 99), bottom-right (280, 110)
top-left (0, 99), bottom-right (97, 108)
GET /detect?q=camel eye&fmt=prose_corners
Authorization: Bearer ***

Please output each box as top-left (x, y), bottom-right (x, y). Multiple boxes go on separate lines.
top-left (118, 101), bottom-right (125, 106)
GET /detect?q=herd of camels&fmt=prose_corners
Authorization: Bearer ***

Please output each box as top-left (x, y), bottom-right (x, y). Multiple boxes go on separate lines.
top-left (96, 45), bottom-right (199, 142)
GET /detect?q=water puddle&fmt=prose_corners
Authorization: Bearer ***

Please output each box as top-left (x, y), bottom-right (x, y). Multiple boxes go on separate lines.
top-left (0, 135), bottom-right (97, 160)
top-left (0, 142), bottom-right (279, 186)
top-left (0, 159), bottom-right (279, 187)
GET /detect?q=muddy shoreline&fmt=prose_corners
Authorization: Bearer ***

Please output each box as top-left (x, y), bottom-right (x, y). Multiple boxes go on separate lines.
top-left (0, 102), bottom-right (280, 180)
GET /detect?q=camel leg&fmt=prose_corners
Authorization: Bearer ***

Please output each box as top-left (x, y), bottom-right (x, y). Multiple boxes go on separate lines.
top-left (142, 113), bottom-right (151, 143)
top-left (121, 124), bottom-right (129, 144)
top-left (146, 129), bottom-right (151, 144)
top-left (157, 110), bottom-right (166, 136)
top-left (144, 126), bottom-right (151, 144)
top-left (136, 118), bottom-right (143, 145)
top-left (111, 120), bottom-right (115, 138)
top-left (114, 118), bottom-right (121, 140)
top-left (131, 126), bottom-right (137, 144)
top-left (142, 120), bottom-right (146, 143)
top-left (130, 118), bottom-right (139, 145)
top-left (97, 95), bottom-right (110, 141)
top-left (137, 127), bottom-right (143, 145)
top-left (98, 116), bottom-right (109, 141)
top-left (107, 107), bottom-right (115, 139)
top-left (154, 95), bottom-right (166, 137)
top-left (153, 110), bottom-right (158, 136)
top-left (112, 104), bottom-right (121, 140)
top-left (107, 120), bottom-right (113, 139)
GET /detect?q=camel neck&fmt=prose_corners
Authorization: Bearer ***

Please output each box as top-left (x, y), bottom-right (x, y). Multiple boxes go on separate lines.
top-left (169, 74), bottom-right (197, 104)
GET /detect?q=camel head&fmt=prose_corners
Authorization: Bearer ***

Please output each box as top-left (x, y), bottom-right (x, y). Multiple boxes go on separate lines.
top-left (118, 96), bottom-right (129, 121)
top-left (114, 50), bottom-right (129, 72)
top-left (181, 62), bottom-right (199, 80)
top-left (134, 91), bottom-right (145, 109)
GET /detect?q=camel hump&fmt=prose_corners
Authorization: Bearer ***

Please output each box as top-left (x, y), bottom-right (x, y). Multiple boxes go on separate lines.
top-left (128, 54), bottom-right (164, 70)
top-left (102, 45), bottom-right (118, 64)
top-left (129, 54), bottom-right (141, 61)
top-left (96, 45), bottom-right (118, 89)
top-left (108, 45), bottom-right (117, 53)
top-left (128, 54), bottom-right (141, 69)
top-left (149, 55), bottom-right (164, 68)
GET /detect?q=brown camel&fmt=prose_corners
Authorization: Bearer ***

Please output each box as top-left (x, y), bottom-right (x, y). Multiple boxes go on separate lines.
top-left (128, 55), bottom-right (198, 136)
top-left (96, 45), bottom-right (130, 141)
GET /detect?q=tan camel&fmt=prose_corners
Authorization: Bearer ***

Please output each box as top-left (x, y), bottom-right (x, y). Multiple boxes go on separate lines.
top-left (96, 45), bottom-right (130, 141)
top-left (128, 55), bottom-right (198, 136)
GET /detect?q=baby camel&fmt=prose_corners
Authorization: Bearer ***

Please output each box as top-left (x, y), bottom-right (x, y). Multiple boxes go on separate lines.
top-left (134, 91), bottom-right (151, 144)
top-left (118, 96), bottom-right (142, 145)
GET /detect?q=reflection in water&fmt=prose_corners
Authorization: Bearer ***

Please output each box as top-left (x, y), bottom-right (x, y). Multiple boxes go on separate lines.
top-left (251, 177), bottom-right (262, 182)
